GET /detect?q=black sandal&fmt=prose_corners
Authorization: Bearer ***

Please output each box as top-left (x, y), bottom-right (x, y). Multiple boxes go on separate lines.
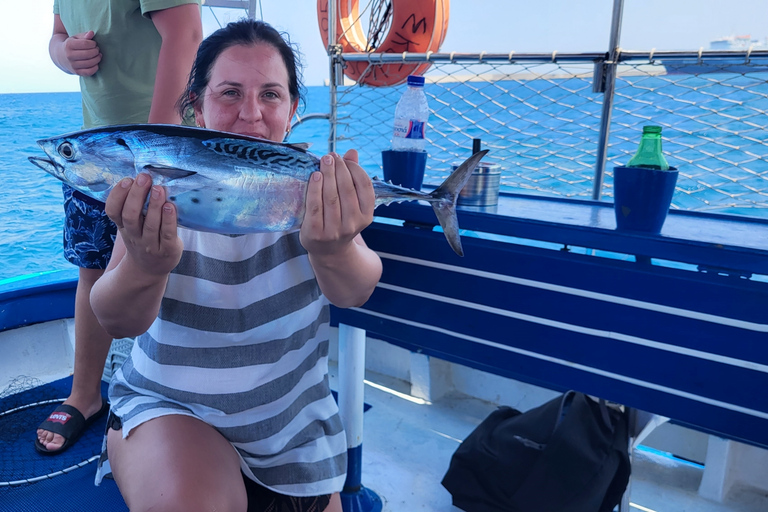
top-left (34, 398), bottom-right (109, 455)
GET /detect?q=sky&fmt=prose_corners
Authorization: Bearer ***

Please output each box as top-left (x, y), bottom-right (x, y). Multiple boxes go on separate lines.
top-left (1, 0), bottom-right (767, 94)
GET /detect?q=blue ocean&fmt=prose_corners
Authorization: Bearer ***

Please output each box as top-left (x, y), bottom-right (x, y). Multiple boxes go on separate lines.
top-left (2, 78), bottom-right (767, 281)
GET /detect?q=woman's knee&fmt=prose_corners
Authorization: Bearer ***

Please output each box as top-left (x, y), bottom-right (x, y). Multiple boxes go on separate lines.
top-left (128, 482), bottom-right (247, 512)
top-left (107, 415), bottom-right (247, 512)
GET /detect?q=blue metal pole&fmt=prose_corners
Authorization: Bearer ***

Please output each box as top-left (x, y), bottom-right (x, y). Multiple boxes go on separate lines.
top-left (337, 324), bottom-right (382, 512)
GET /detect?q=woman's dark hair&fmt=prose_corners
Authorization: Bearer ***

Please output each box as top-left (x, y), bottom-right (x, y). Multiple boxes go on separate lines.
top-left (177, 19), bottom-right (304, 124)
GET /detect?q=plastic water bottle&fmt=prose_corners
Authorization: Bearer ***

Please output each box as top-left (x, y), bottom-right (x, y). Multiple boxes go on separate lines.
top-left (392, 75), bottom-right (429, 151)
top-left (627, 125), bottom-right (670, 170)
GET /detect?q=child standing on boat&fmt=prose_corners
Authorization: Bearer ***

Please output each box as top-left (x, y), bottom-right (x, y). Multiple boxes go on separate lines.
top-left (90, 19), bottom-right (382, 512)
top-left (36, 0), bottom-right (202, 455)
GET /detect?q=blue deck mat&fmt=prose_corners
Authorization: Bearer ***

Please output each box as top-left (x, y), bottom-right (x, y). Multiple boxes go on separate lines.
top-left (0, 376), bottom-right (370, 512)
top-left (0, 376), bottom-right (127, 512)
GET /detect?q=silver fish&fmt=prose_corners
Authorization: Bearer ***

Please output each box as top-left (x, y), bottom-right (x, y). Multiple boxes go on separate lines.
top-left (28, 124), bottom-right (487, 256)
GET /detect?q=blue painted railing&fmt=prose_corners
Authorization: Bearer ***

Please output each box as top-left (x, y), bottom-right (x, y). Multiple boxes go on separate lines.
top-left (0, 269), bottom-right (78, 332)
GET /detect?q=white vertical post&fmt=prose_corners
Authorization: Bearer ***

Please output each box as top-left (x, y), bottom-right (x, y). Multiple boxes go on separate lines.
top-left (338, 323), bottom-right (366, 460)
top-left (337, 323), bottom-right (382, 512)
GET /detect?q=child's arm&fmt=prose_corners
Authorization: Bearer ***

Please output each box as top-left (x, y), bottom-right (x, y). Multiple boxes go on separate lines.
top-left (49, 15), bottom-right (101, 76)
top-left (146, 4), bottom-right (203, 124)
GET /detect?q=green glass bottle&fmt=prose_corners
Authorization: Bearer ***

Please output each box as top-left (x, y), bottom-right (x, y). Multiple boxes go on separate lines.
top-left (627, 126), bottom-right (670, 170)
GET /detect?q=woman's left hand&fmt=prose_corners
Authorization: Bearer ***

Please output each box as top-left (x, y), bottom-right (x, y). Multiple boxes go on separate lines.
top-left (300, 149), bottom-right (375, 256)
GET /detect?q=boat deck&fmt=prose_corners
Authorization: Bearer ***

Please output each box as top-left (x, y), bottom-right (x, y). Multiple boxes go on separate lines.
top-left (342, 362), bottom-right (768, 512)
top-left (1, 321), bottom-right (768, 511)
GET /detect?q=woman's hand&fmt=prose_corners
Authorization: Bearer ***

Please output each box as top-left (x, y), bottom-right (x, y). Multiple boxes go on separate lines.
top-left (91, 174), bottom-right (181, 338)
top-left (105, 173), bottom-right (183, 277)
top-left (300, 149), bottom-right (375, 257)
top-left (300, 150), bottom-right (381, 308)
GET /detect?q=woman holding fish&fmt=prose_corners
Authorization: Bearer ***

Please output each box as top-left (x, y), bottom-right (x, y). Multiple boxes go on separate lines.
top-left (89, 19), bottom-right (381, 512)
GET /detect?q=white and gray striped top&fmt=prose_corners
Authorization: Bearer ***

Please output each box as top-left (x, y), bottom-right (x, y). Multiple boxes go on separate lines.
top-left (98, 228), bottom-right (347, 497)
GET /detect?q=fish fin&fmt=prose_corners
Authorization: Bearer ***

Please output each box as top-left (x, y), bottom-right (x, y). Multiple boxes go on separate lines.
top-left (287, 142), bottom-right (312, 151)
top-left (427, 150), bottom-right (488, 257)
top-left (142, 164), bottom-right (215, 190)
top-left (142, 164), bottom-right (199, 180)
top-left (141, 164), bottom-right (210, 189)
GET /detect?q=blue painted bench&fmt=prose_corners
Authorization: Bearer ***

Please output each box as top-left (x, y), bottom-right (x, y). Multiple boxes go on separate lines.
top-left (331, 192), bottom-right (768, 449)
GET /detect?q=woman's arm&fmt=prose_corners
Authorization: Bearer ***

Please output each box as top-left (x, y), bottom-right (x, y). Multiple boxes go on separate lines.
top-left (307, 234), bottom-right (382, 308)
top-left (91, 175), bottom-right (183, 338)
top-left (301, 151), bottom-right (383, 308)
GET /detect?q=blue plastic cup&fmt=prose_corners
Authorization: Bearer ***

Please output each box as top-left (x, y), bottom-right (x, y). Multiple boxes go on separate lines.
top-left (613, 166), bottom-right (679, 234)
top-left (381, 150), bottom-right (427, 190)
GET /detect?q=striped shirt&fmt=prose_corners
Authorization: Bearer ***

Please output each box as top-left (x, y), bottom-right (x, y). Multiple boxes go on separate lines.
top-left (96, 228), bottom-right (347, 496)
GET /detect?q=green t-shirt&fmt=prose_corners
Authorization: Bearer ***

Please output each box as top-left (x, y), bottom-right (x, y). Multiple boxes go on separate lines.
top-left (53, 0), bottom-right (201, 128)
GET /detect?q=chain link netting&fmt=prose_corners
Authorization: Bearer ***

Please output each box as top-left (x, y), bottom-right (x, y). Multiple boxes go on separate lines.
top-left (612, 56), bottom-right (768, 215)
top-left (330, 52), bottom-right (768, 217)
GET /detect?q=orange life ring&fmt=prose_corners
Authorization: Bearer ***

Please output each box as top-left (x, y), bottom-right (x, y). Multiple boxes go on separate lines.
top-left (317, 0), bottom-right (449, 86)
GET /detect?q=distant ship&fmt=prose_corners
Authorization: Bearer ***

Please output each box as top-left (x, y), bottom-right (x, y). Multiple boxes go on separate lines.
top-left (663, 34), bottom-right (768, 75)
top-left (709, 34), bottom-right (766, 51)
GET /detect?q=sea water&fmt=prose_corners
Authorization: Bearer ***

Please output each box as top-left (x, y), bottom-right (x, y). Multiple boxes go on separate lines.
top-left (2, 79), bottom-right (767, 281)
top-left (0, 93), bottom-right (82, 280)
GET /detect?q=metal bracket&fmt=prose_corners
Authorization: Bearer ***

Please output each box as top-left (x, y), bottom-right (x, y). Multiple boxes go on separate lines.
top-left (592, 58), bottom-right (608, 93)
top-left (403, 220), bottom-right (437, 231)
top-left (329, 44), bottom-right (345, 86)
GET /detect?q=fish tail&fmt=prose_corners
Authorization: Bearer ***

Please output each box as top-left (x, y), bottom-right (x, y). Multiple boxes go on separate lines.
top-left (428, 150), bottom-right (488, 256)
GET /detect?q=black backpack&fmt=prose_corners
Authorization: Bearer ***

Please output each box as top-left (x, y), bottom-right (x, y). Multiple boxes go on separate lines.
top-left (442, 390), bottom-right (631, 512)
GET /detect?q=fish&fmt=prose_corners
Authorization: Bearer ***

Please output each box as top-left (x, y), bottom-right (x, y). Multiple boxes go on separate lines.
top-left (28, 124), bottom-right (487, 256)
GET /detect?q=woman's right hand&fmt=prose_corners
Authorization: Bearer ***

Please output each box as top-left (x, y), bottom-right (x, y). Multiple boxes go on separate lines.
top-left (105, 173), bottom-right (183, 277)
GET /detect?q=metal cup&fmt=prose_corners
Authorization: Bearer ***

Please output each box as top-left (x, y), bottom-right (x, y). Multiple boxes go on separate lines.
top-left (456, 161), bottom-right (501, 206)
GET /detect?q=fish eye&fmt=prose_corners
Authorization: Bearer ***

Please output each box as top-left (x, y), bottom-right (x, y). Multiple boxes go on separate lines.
top-left (58, 142), bottom-right (75, 160)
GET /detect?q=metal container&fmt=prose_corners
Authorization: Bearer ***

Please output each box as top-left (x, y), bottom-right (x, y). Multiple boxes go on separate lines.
top-left (456, 161), bottom-right (501, 206)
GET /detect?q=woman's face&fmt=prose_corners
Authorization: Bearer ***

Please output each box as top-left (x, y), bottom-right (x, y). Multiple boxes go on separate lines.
top-left (194, 43), bottom-right (298, 143)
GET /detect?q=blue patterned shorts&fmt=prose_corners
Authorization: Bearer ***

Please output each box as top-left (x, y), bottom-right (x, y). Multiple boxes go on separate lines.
top-left (62, 184), bottom-right (117, 269)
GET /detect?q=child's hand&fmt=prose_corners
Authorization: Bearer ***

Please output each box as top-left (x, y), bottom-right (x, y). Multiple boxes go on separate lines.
top-left (62, 31), bottom-right (102, 76)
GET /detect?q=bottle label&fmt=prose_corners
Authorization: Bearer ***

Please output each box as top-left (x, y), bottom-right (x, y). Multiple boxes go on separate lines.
top-left (394, 119), bottom-right (425, 139)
